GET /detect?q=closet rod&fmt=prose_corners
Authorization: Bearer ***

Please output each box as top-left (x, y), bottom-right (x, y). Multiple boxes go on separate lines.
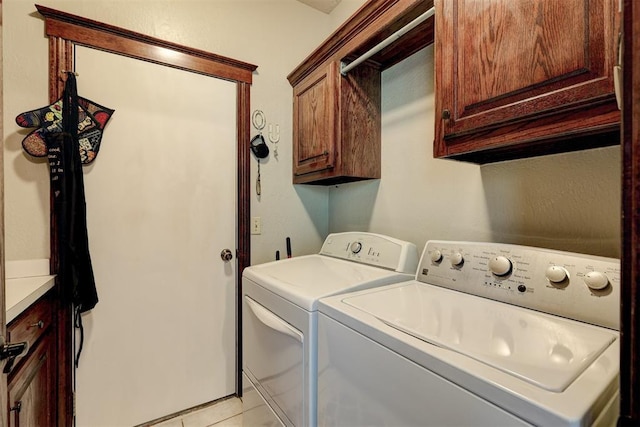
top-left (340, 6), bottom-right (435, 76)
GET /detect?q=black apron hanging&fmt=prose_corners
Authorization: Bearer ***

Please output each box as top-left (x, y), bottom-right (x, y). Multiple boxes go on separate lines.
top-left (47, 73), bottom-right (99, 366)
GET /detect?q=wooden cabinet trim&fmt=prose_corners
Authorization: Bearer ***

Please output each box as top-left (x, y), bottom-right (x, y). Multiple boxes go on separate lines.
top-left (288, 0), bottom-right (434, 86)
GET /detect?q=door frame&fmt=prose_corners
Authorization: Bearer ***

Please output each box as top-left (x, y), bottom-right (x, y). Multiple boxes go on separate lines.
top-left (0, 1), bottom-right (8, 426)
top-left (35, 5), bottom-right (256, 425)
top-left (621, 1), bottom-right (640, 424)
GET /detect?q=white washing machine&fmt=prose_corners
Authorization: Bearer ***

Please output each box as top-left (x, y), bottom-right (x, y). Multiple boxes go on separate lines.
top-left (242, 232), bottom-right (419, 427)
top-left (317, 240), bottom-right (620, 427)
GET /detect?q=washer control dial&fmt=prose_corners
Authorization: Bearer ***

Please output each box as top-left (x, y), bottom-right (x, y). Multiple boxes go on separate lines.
top-left (489, 256), bottom-right (512, 276)
top-left (350, 241), bottom-right (363, 254)
top-left (583, 271), bottom-right (610, 290)
top-left (545, 266), bottom-right (569, 283)
top-left (430, 250), bottom-right (443, 263)
top-left (450, 252), bottom-right (464, 267)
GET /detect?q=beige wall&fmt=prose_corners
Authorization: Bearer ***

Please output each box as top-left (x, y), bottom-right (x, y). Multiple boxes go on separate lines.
top-left (3, 0), bottom-right (367, 264)
top-left (329, 46), bottom-right (621, 259)
top-left (4, 0), bottom-right (621, 269)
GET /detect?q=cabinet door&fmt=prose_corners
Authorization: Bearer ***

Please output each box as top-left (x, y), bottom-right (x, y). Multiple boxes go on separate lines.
top-left (293, 61), bottom-right (338, 177)
top-left (8, 335), bottom-right (53, 427)
top-left (435, 0), bottom-right (620, 160)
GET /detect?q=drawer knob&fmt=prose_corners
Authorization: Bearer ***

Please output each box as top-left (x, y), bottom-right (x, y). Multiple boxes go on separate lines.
top-left (30, 320), bottom-right (44, 329)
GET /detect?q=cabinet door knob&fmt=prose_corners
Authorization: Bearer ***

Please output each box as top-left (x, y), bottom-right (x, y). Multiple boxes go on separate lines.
top-left (10, 401), bottom-right (22, 413)
top-left (442, 109), bottom-right (451, 120)
top-left (30, 320), bottom-right (44, 329)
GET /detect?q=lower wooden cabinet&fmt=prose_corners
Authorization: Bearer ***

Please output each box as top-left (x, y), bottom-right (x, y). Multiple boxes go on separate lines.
top-left (6, 293), bottom-right (56, 427)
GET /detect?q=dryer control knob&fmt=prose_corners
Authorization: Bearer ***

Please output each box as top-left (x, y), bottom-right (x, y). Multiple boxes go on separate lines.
top-left (450, 252), bottom-right (464, 267)
top-left (583, 271), bottom-right (609, 290)
top-left (489, 256), bottom-right (512, 276)
top-left (545, 266), bottom-right (569, 283)
top-left (430, 250), bottom-right (443, 263)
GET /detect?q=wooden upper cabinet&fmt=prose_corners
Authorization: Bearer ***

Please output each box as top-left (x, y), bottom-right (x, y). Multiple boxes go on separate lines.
top-left (289, 0), bottom-right (435, 184)
top-left (293, 62), bottom-right (338, 178)
top-left (434, 0), bottom-right (621, 163)
top-left (292, 61), bottom-right (382, 184)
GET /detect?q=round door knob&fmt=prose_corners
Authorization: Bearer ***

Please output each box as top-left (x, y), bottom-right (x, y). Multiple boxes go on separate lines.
top-left (220, 249), bottom-right (233, 262)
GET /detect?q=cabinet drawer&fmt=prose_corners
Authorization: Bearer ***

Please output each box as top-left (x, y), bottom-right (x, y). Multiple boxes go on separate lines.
top-left (8, 293), bottom-right (53, 347)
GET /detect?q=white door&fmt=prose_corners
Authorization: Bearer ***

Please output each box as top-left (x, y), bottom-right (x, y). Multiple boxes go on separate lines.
top-left (74, 46), bottom-right (237, 426)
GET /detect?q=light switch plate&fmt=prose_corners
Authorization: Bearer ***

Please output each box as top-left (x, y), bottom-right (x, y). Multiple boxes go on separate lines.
top-left (251, 217), bottom-right (262, 235)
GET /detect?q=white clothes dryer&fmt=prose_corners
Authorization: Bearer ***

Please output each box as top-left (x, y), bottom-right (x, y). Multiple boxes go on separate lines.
top-left (242, 232), bottom-right (419, 427)
top-left (317, 240), bottom-right (620, 427)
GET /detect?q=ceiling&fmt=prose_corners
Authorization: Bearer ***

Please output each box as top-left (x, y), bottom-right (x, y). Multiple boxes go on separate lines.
top-left (296, 0), bottom-right (342, 14)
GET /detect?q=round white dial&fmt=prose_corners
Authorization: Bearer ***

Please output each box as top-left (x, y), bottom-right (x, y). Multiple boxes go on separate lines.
top-left (350, 241), bottom-right (363, 254)
top-left (450, 252), bottom-right (464, 266)
top-left (430, 250), bottom-right (443, 263)
top-left (545, 266), bottom-right (569, 283)
top-left (583, 271), bottom-right (609, 290)
top-left (489, 256), bottom-right (512, 276)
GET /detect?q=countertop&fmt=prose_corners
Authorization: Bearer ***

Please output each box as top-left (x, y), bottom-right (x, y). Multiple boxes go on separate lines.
top-left (5, 259), bottom-right (55, 323)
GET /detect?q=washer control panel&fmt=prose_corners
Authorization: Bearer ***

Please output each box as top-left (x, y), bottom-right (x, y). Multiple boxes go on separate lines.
top-left (418, 240), bottom-right (620, 330)
top-left (320, 232), bottom-right (419, 274)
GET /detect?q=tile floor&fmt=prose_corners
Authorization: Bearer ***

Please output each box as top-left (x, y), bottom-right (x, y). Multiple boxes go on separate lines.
top-left (151, 396), bottom-right (242, 427)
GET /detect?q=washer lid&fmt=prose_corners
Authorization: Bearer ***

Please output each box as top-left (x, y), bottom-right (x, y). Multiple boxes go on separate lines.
top-left (342, 282), bottom-right (617, 392)
top-left (243, 255), bottom-right (413, 311)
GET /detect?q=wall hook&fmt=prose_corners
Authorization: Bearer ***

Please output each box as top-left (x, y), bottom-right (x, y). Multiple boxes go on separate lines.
top-left (268, 123), bottom-right (280, 143)
top-left (252, 110), bottom-right (266, 133)
top-left (269, 123), bottom-right (280, 158)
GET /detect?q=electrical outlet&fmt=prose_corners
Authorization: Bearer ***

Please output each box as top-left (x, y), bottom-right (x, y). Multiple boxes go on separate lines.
top-left (251, 217), bottom-right (262, 235)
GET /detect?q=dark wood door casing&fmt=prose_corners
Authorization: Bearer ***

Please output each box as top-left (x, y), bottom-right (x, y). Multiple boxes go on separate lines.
top-left (35, 5), bottom-right (256, 425)
top-left (0, 1), bottom-right (9, 426)
top-left (620, 0), bottom-right (639, 424)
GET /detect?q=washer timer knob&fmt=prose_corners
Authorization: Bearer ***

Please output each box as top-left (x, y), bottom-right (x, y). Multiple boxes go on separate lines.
top-left (488, 256), bottom-right (512, 276)
top-left (350, 241), bottom-right (363, 254)
top-left (430, 250), bottom-right (443, 263)
top-left (450, 252), bottom-right (464, 267)
top-left (583, 271), bottom-right (610, 290)
top-left (545, 266), bottom-right (569, 283)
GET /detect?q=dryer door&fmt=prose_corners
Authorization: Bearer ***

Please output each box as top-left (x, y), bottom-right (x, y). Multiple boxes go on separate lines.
top-left (243, 296), bottom-right (304, 426)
